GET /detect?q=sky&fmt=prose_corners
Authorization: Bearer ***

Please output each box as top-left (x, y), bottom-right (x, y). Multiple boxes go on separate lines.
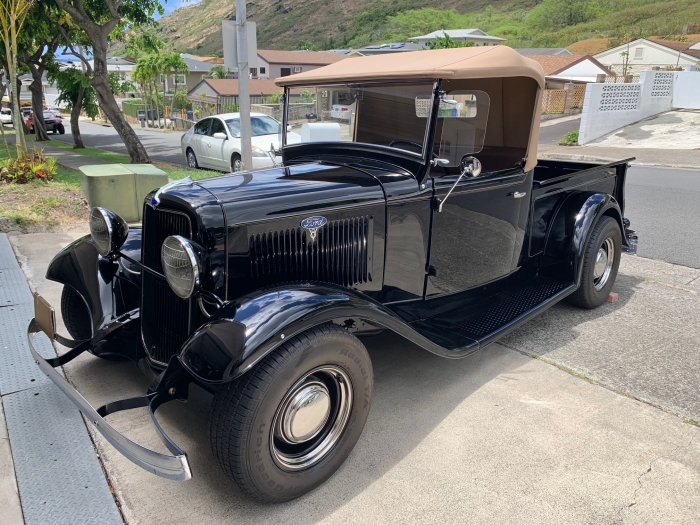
top-left (157, 0), bottom-right (203, 18)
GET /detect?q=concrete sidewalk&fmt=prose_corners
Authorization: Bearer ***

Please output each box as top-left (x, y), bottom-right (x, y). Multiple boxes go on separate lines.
top-left (8, 229), bottom-right (700, 525)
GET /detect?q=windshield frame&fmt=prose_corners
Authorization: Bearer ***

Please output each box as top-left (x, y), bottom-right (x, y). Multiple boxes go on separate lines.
top-left (281, 80), bottom-right (440, 165)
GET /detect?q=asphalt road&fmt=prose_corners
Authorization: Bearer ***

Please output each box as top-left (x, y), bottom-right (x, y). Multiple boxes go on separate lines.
top-left (625, 166), bottom-right (700, 269)
top-left (538, 116), bottom-right (581, 145)
top-left (53, 121), bottom-right (188, 165)
top-left (58, 121), bottom-right (700, 269)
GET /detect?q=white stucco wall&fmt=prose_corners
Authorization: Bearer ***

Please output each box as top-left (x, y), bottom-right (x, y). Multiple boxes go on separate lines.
top-left (578, 71), bottom-right (674, 144)
top-left (672, 71), bottom-right (700, 109)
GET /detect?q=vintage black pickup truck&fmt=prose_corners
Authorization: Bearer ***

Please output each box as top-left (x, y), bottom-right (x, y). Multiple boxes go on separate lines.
top-left (28, 46), bottom-right (637, 503)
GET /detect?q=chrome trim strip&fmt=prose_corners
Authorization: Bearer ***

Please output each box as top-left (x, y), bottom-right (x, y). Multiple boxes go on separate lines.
top-left (27, 319), bottom-right (192, 481)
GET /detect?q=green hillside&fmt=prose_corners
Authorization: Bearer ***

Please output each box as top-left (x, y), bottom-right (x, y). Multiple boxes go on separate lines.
top-left (145, 0), bottom-right (700, 56)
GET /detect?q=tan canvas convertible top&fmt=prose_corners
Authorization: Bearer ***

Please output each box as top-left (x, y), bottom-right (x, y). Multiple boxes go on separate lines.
top-left (275, 46), bottom-right (545, 89)
top-left (276, 47), bottom-right (545, 172)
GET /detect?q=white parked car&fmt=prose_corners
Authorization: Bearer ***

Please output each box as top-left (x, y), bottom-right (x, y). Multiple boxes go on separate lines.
top-left (180, 113), bottom-right (300, 172)
top-left (0, 108), bottom-right (12, 125)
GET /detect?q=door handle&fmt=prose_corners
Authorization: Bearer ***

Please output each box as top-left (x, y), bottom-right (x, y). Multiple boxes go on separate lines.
top-left (509, 191), bottom-right (526, 198)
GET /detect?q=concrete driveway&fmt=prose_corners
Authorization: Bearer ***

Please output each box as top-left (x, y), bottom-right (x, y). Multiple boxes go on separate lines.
top-left (588, 110), bottom-right (700, 149)
top-left (10, 230), bottom-right (700, 525)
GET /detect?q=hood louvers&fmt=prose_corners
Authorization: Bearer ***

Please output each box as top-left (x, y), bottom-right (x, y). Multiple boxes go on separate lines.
top-left (250, 216), bottom-right (372, 287)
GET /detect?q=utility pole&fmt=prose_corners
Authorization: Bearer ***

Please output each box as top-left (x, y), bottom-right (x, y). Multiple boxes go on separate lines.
top-left (235, 0), bottom-right (252, 170)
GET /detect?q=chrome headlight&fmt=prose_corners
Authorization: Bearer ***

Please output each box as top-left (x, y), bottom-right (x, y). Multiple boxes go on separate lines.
top-left (89, 207), bottom-right (128, 256)
top-left (161, 235), bottom-right (202, 299)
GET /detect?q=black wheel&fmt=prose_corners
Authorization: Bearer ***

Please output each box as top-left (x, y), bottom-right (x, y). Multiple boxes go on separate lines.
top-left (209, 324), bottom-right (373, 503)
top-left (567, 216), bottom-right (622, 309)
top-left (186, 148), bottom-right (199, 169)
top-left (52, 128), bottom-right (57, 134)
top-left (231, 153), bottom-right (242, 172)
top-left (57, 124), bottom-right (65, 134)
top-left (61, 286), bottom-right (92, 341)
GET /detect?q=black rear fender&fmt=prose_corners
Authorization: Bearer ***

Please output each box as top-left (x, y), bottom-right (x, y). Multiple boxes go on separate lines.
top-left (179, 283), bottom-right (465, 384)
top-left (543, 192), bottom-right (624, 284)
top-left (46, 230), bottom-right (143, 335)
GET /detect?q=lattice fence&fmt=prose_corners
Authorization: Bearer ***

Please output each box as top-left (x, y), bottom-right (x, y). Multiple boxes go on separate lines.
top-left (604, 75), bottom-right (640, 84)
top-left (571, 85), bottom-right (587, 108)
top-left (541, 89), bottom-right (567, 114)
top-left (650, 71), bottom-right (674, 97)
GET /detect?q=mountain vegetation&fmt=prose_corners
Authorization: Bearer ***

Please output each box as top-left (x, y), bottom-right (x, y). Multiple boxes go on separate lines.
top-left (145, 0), bottom-right (700, 56)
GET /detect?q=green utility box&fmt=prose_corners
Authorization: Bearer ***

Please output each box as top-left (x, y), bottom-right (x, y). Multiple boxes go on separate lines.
top-left (79, 164), bottom-right (168, 222)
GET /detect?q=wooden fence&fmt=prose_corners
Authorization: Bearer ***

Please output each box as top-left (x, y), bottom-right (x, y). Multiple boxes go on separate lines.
top-left (571, 84), bottom-right (586, 108)
top-left (541, 89), bottom-right (567, 114)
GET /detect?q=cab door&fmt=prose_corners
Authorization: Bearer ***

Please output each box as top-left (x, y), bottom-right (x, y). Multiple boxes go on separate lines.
top-left (426, 168), bottom-right (531, 297)
top-left (424, 89), bottom-right (530, 297)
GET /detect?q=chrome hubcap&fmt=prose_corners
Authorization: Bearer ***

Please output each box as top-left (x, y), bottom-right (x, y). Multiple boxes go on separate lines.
top-left (187, 152), bottom-right (196, 167)
top-left (233, 159), bottom-right (242, 172)
top-left (271, 366), bottom-right (352, 471)
top-left (593, 237), bottom-right (615, 291)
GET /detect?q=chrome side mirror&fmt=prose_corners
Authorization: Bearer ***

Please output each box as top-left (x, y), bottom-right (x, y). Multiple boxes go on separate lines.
top-left (460, 156), bottom-right (482, 178)
top-left (438, 156), bottom-right (482, 213)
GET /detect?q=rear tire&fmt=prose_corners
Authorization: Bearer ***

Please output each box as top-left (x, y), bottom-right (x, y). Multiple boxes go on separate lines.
top-left (209, 323), bottom-right (373, 503)
top-left (567, 216), bottom-right (622, 309)
top-left (186, 148), bottom-right (199, 169)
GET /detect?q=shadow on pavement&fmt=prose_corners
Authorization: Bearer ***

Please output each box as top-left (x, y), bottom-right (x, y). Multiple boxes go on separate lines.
top-left (63, 277), bottom-right (639, 524)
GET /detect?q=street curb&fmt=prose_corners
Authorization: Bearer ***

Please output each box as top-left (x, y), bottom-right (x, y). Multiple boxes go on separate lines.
top-left (0, 233), bottom-right (122, 525)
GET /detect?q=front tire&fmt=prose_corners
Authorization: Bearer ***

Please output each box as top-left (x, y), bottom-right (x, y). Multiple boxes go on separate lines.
top-left (567, 216), bottom-right (622, 309)
top-left (209, 324), bottom-right (373, 502)
top-left (231, 153), bottom-right (242, 172)
top-left (61, 286), bottom-right (92, 341)
top-left (57, 124), bottom-right (65, 134)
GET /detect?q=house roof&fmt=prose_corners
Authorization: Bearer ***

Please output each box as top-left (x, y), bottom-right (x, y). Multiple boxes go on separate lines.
top-left (357, 42), bottom-right (423, 54)
top-left (647, 38), bottom-right (700, 59)
top-left (189, 78), bottom-right (309, 96)
top-left (526, 54), bottom-right (608, 76)
top-left (408, 29), bottom-right (505, 42)
top-left (515, 48), bottom-right (572, 55)
top-left (183, 57), bottom-right (217, 73)
top-left (256, 50), bottom-right (349, 66)
top-left (276, 46), bottom-right (544, 88)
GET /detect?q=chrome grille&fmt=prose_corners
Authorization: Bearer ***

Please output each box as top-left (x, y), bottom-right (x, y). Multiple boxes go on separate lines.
top-left (249, 216), bottom-right (372, 287)
top-left (141, 206), bottom-right (193, 366)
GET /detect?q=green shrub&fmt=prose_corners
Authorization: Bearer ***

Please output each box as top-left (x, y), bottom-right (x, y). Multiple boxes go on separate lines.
top-left (0, 148), bottom-right (58, 184)
top-left (559, 131), bottom-right (579, 146)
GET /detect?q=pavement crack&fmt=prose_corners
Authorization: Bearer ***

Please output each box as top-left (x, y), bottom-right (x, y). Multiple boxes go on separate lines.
top-left (614, 431), bottom-right (697, 524)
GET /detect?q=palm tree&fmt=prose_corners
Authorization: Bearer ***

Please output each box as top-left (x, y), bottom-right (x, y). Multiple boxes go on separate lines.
top-left (207, 64), bottom-right (230, 79)
top-left (161, 52), bottom-right (189, 113)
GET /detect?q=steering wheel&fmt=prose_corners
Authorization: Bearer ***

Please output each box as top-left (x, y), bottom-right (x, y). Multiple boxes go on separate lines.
top-left (389, 139), bottom-right (423, 153)
top-left (389, 139), bottom-right (439, 159)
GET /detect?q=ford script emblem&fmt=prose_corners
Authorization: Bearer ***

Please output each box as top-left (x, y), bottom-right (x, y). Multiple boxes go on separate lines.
top-left (301, 216), bottom-right (327, 241)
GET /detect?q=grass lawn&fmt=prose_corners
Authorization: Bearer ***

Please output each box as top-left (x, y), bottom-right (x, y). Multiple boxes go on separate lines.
top-left (0, 139), bottom-right (89, 230)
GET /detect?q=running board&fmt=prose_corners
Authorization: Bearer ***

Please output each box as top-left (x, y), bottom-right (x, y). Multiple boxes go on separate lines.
top-left (410, 277), bottom-right (576, 352)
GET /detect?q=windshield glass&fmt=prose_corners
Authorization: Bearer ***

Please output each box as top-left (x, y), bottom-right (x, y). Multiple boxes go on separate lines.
top-left (225, 115), bottom-right (281, 138)
top-left (43, 112), bottom-right (55, 119)
top-left (285, 82), bottom-right (432, 156)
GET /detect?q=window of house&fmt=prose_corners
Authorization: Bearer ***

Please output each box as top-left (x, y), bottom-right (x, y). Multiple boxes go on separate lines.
top-left (281, 68), bottom-right (291, 77)
top-left (293, 66), bottom-right (302, 73)
top-left (634, 47), bottom-right (644, 59)
top-left (250, 68), bottom-right (258, 77)
top-left (260, 67), bottom-right (266, 75)
top-left (175, 74), bottom-right (186, 85)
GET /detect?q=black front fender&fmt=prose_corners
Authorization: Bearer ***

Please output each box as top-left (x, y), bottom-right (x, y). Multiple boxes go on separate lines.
top-left (46, 230), bottom-right (143, 334)
top-left (180, 284), bottom-right (472, 384)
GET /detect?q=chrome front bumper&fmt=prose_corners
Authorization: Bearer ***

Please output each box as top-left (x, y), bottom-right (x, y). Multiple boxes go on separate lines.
top-left (27, 294), bottom-right (192, 481)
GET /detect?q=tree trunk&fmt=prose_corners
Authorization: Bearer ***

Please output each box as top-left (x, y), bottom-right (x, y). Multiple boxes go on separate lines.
top-left (91, 43), bottom-right (150, 163)
top-left (29, 76), bottom-right (49, 141)
top-left (14, 76), bottom-right (30, 136)
top-left (71, 86), bottom-right (85, 149)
